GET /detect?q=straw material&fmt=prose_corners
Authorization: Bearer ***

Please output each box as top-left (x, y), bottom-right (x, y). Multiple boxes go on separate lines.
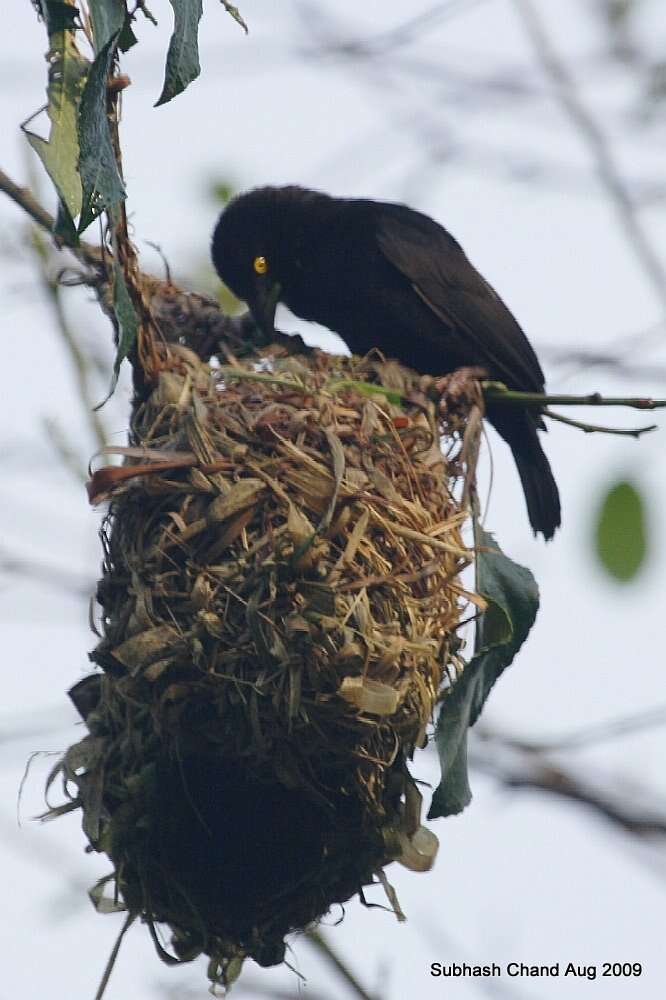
top-left (52, 341), bottom-right (476, 987)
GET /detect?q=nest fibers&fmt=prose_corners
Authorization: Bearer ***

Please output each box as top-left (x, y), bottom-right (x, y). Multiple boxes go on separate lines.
top-left (50, 342), bottom-right (477, 990)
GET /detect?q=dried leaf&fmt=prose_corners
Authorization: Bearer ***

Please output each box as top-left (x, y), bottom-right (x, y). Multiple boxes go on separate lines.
top-left (338, 676), bottom-right (401, 716)
top-left (112, 625), bottom-right (182, 670)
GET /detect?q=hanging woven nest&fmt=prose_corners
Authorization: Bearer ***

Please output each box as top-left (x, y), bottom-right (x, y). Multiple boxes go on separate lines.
top-left (50, 336), bottom-right (479, 989)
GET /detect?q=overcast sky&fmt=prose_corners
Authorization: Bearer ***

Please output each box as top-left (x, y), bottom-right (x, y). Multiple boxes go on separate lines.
top-left (1, 2), bottom-right (666, 999)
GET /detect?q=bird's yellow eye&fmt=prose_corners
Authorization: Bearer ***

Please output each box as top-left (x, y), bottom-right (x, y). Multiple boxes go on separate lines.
top-left (253, 255), bottom-right (268, 275)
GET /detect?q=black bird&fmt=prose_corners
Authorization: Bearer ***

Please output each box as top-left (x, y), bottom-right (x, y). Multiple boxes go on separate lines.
top-left (211, 186), bottom-right (561, 539)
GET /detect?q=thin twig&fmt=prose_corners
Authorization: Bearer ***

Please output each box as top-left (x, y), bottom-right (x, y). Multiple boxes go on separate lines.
top-left (482, 382), bottom-right (666, 410)
top-left (32, 228), bottom-right (108, 451)
top-left (42, 417), bottom-right (87, 482)
top-left (469, 737), bottom-right (666, 837)
top-left (543, 408), bottom-right (656, 438)
top-left (305, 929), bottom-right (379, 1000)
top-left (0, 166), bottom-right (58, 232)
top-left (0, 544), bottom-right (92, 597)
top-left (477, 703), bottom-right (666, 755)
top-left (304, 0), bottom-right (491, 59)
top-left (0, 166), bottom-right (103, 269)
top-left (94, 912), bottom-right (136, 1000)
top-left (512, 0), bottom-right (666, 316)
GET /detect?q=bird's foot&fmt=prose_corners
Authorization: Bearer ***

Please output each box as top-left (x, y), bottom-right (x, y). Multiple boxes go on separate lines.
top-left (424, 367), bottom-right (488, 422)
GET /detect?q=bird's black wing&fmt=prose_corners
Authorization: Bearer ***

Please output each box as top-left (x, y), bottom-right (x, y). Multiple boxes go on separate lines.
top-left (375, 203), bottom-right (545, 392)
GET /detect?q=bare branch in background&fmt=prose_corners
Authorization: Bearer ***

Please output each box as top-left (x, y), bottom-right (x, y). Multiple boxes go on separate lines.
top-left (416, 923), bottom-right (541, 1000)
top-left (294, 4), bottom-right (666, 206)
top-left (41, 416), bottom-right (88, 482)
top-left (543, 349), bottom-right (666, 383)
top-left (300, 0), bottom-right (492, 59)
top-left (478, 703), bottom-right (666, 754)
top-left (473, 752), bottom-right (666, 837)
top-left (306, 929), bottom-right (380, 1000)
top-left (0, 167), bottom-right (61, 234)
top-left (0, 544), bottom-right (92, 598)
top-left (0, 168), bottom-right (103, 270)
top-left (0, 810), bottom-right (90, 905)
top-left (30, 226), bottom-right (108, 454)
top-left (512, 0), bottom-right (666, 317)
top-left (542, 319), bottom-right (666, 380)
top-left (469, 723), bottom-right (666, 838)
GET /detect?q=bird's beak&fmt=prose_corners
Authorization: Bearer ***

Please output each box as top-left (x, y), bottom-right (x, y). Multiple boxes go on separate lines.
top-left (249, 280), bottom-right (282, 338)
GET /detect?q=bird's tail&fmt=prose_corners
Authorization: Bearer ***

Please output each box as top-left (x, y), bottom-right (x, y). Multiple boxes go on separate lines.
top-left (511, 420), bottom-right (561, 540)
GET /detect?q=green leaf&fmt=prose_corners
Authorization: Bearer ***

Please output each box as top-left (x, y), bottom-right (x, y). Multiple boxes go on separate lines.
top-left (95, 221), bottom-right (140, 407)
top-left (54, 198), bottom-right (80, 245)
top-left (209, 178), bottom-right (237, 205)
top-left (78, 32), bottom-right (126, 233)
top-left (595, 480), bottom-right (647, 582)
top-left (88, 0), bottom-right (125, 53)
top-left (155, 0), bottom-right (203, 107)
top-left (24, 28), bottom-right (88, 221)
top-left (110, 257), bottom-right (140, 387)
top-left (429, 527), bottom-right (539, 818)
top-left (118, 18), bottom-right (138, 52)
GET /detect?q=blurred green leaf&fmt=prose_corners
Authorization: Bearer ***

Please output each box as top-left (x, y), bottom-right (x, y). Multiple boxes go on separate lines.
top-left (603, 0), bottom-right (634, 30)
top-left (78, 32), bottom-right (126, 232)
top-left (217, 281), bottom-right (243, 314)
top-left (112, 258), bottom-right (139, 373)
top-left (155, 0), bottom-right (203, 107)
top-left (595, 479), bottom-right (647, 582)
top-left (96, 254), bottom-right (139, 407)
top-left (429, 527), bottom-right (539, 818)
top-left (209, 178), bottom-right (237, 205)
top-left (23, 27), bottom-right (88, 223)
top-left (88, 0), bottom-right (125, 53)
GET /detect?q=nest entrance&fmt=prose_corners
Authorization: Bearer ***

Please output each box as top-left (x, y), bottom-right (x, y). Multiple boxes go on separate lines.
top-left (56, 343), bottom-right (477, 989)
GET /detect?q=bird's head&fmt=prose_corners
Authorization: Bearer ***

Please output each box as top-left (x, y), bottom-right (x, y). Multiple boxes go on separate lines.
top-left (212, 185), bottom-right (336, 337)
top-left (211, 190), bottom-right (281, 337)
top-left (211, 187), bottom-right (300, 338)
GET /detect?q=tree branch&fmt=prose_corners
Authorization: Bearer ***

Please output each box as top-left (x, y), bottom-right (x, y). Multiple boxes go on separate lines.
top-left (483, 382), bottom-right (666, 410)
top-left (470, 726), bottom-right (666, 838)
top-left (478, 704), bottom-right (666, 755)
top-left (0, 166), bottom-right (103, 269)
top-left (0, 166), bottom-right (271, 363)
top-left (512, 0), bottom-right (666, 316)
top-left (0, 166), bottom-right (58, 233)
